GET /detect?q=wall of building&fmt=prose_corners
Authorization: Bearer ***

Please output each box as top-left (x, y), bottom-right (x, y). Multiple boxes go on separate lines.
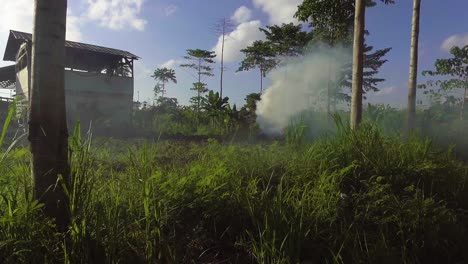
top-left (15, 68), bottom-right (134, 127)
top-left (16, 67), bottom-right (29, 100)
top-left (64, 70), bottom-right (133, 126)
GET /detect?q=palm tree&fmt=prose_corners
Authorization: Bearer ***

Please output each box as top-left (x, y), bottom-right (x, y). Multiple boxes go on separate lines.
top-left (407, 0), bottom-right (422, 132)
top-left (151, 67), bottom-right (177, 97)
top-left (30, 0), bottom-right (70, 231)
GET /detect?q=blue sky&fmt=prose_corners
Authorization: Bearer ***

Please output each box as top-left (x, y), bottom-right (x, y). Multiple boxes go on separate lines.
top-left (0, 0), bottom-right (467, 107)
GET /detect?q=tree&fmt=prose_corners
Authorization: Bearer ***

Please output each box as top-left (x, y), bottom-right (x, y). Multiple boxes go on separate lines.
top-left (340, 45), bottom-right (392, 101)
top-left (407, 0), bottom-right (422, 131)
top-left (239, 93), bottom-right (261, 125)
top-left (155, 97), bottom-right (179, 114)
top-left (259, 23), bottom-right (313, 58)
top-left (351, 0), bottom-right (394, 129)
top-left (350, 0), bottom-right (366, 129)
top-left (189, 82), bottom-right (209, 110)
top-left (213, 18), bottom-right (235, 98)
top-left (202, 90), bottom-right (230, 117)
top-left (180, 49), bottom-right (216, 112)
top-left (30, 0), bottom-right (70, 231)
top-left (238, 41), bottom-right (277, 93)
top-left (295, 0), bottom-right (395, 44)
top-left (153, 83), bottom-right (163, 99)
top-left (151, 67), bottom-right (177, 98)
top-left (295, 0), bottom-right (355, 45)
top-left (421, 45), bottom-right (468, 119)
top-left (295, 0), bottom-right (392, 118)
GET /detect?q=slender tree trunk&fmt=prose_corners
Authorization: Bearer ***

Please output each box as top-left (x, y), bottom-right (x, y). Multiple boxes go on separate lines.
top-left (162, 81), bottom-right (166, 98)
top-left (350, 0), bottom-right (366, 129)
top-left (260, 69), bottom-right (263, 93)
top-left (327, 37), bottom-right (334, 118)
top-left (220, 20), bottom-right (225, 98)
top-left (407, 0), bottom-right (421, 131)
top-left (197, 58), bottom-right (201, 113)
top-left (462, 85), bottom-right (467, 120)
top-left (327, 62), bottom-right (332, 117)
top-left (30, 0), bottom-right (70, 232)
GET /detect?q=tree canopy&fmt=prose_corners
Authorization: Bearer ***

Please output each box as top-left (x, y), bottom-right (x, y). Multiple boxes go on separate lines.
top-left (295, 0), bottom-right (395, 44)
top-left (421, 45), bottom-right (468, 92)
top-left (180, 49), bottom-right (217, 111)
top-left (259, 23), bottom-right (313, 57)
top-left (180, 49), bottom-right (217, 79)
top-left (151, 67), bottom-right (177, 98)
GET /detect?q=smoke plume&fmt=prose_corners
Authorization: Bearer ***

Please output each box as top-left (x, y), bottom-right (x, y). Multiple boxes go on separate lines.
top-left (256, 46), bottom-right (350, 135)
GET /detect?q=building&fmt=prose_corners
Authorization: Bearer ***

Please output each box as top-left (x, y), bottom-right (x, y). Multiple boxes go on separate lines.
top-left (0, 30), bottom-right (139, 128)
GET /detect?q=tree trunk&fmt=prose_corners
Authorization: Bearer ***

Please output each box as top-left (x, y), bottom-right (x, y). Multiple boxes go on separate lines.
top-left (220, 20), bottom-right (225, 98)
top-left (260, 69), bottom-right (263, 94)
top-left (462, 85), bottom-right (467, 120)
top-left (198, 58), bottom-right (201, 113)
top-left (350, 0), bottom-right (366, 129)
top-left (327, 62), bottom-right (332, 118)
top-left (407, 0), bottom-right (421, 131)
top-left (30, 0), bottom-right (70, 232)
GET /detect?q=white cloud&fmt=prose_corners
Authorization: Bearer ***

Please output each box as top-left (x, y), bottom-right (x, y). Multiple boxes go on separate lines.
top-left (374, 86), bottom-right (396, 96)
top-left (134, 60), bottom-right (152, 80)
top-left (85, 0), bottom-right (147, 31)
top-left (231, 6), bottom-right (253, 24)
top-left (212, 20), bottom-right (265, 63)
top-left (0, 1), bottom-right (83, 66)
top-left (0, 1), bottom-right (82, 41)
top-left (253, 0), bottom-right (301, 25)
top-left (441, 33), bottom-right (468, 52)
top-left (0, 0), bottom-right (34, 34)
top-left (67, 11), bottom-right (83, 42)
top-left (160, 59), bottom-right (181, 69)
top-left (164, 5), bottom-right (178, 17)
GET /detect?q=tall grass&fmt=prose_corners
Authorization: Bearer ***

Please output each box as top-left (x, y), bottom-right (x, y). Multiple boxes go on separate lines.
top-left (0, 118), bottom-right (467, 263)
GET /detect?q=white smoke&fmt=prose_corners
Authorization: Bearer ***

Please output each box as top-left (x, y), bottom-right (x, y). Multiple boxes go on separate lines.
top-left (256, 46), bottom-right (350, 135)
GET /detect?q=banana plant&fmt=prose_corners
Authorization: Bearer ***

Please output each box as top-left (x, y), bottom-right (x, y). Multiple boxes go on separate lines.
top-left (202, 90), bottom-right (230, 128)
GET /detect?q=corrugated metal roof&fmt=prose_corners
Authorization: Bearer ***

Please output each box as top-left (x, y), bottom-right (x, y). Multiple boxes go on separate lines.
top-left (3, 30), bottom-right (139, 61)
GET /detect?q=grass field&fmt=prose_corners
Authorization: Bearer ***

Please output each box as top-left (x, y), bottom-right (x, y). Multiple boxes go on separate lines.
top-left (1, 120), bottom-right (467, 263)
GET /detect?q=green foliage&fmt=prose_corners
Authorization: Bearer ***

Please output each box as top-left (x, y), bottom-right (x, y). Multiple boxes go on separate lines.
top-left (237, 41), bottom-right (277, 85)
top-left (420, 45), bottom-right (468, 119)
top-left (421, 45), bottom-right (468, 91)
top-left (151, 67), bottom-right (177, 98)
top-left (202, 90), bottom-right (229, 114)
top-left (189, 82), bottom-right (209, 110)
top-left (342, 45), bottom-right (392, 92)
top-left (180, 49), bottom-right (216, 111)
top-left (295, 0), bottom-right (355, 44)
top-left (259, 23), bottom-right (313, 58)
top-left (295, 0), bottom-right (395, 45)
top-left (0, 126), bottom-right (467, 263)
top-left (180, 49), bottom-right (216, 79)
top-left (293, 0), bottom-right (392, 104)
top-left (132, 91), bottom-right (263, 137)
top-left (151, 67), bottom-right (177, 85)
top-left (0, 99), bottom-right (16, 148)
